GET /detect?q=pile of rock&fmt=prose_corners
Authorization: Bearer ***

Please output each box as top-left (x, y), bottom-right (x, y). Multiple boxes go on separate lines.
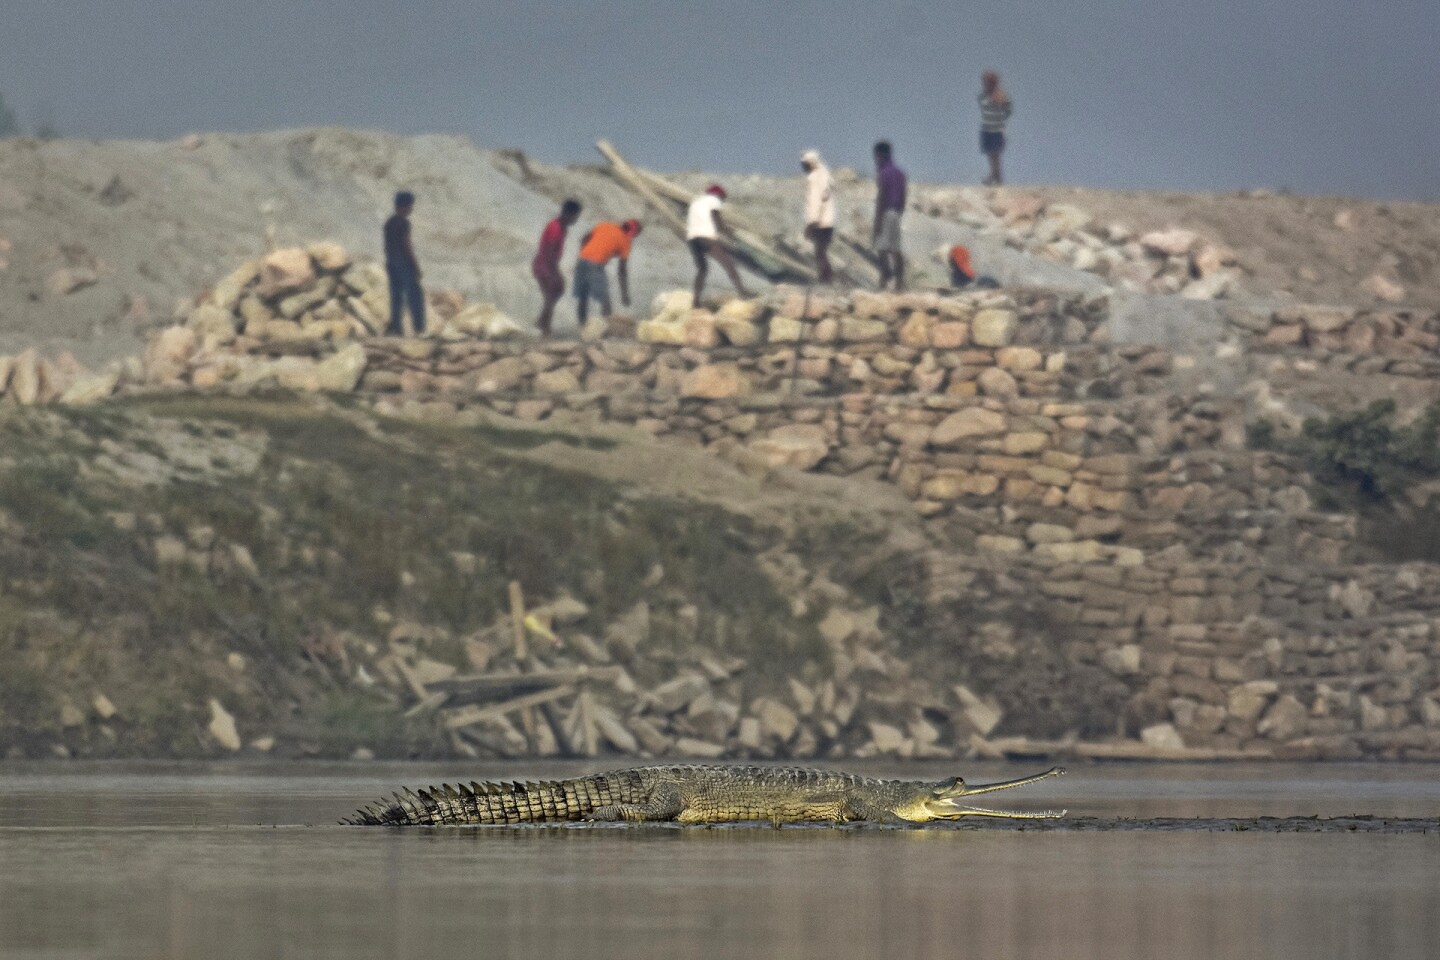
top-left (354, 588), bottom-right (1008, 763)
top-left (918, 188), bottom-right (1244, 300)
top-left (140, 244), bottom-right (524, 391)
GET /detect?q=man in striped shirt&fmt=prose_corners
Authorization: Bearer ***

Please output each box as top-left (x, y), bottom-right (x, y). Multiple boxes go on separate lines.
top-left (979, 69), bottom-right (1013, 186)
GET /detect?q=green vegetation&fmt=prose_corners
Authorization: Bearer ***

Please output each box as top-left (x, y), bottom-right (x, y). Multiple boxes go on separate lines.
top-left (0, 396), bottom-right (845, 757)
top-left (1248, 400), bottom-right (1440, 504)
top-left (1249, 401), bottom-right (1440, 562)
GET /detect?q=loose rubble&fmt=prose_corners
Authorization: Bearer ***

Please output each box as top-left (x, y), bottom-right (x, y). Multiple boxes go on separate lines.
top-left (916, 189), bottom-right (1245, 299)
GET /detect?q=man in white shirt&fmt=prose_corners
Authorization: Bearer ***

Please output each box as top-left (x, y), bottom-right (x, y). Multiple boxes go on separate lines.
top-left (800, 149), bottom-right (836, 283)
top-left (686, 184), bottom-right (752, 307)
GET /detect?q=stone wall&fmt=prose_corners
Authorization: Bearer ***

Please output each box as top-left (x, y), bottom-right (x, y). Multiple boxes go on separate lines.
top-left (1230, 302), bottom-right (1440, 379)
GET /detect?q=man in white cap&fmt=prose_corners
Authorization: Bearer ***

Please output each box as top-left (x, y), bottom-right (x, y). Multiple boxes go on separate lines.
top-left (801, 150), bottom-right (836, 283)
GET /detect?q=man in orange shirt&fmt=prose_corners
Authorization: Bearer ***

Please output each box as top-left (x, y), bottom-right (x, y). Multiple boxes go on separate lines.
top-left (574, 219), bottom-right (643, 326)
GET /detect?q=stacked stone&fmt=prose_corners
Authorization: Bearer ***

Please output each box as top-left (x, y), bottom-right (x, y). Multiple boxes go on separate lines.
top-left (1103, 562), bottom-right (1440, 761)
top-left (917, 188), bottom-right (1243, 300)
top-left (363, 589), bottom-right (1014, 763)
top-left (139, 244), bottom-right (523, 393)
top-left (1231, 303), bottom-right (1440, 378)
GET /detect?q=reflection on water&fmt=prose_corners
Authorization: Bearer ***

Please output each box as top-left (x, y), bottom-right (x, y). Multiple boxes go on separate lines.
top-left (1, 761), bottom-right (1437, 960)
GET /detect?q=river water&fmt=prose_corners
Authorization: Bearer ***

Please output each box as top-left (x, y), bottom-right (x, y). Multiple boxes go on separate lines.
top-left (1, 760), bottom-right (1437, 960)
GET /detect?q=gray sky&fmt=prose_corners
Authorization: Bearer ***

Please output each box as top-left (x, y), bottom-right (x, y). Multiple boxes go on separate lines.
top-left (4, 0), bottom-right (1437, 199)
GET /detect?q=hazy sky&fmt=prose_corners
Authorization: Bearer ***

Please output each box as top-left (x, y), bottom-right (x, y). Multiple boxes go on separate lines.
top-left (4, 0), bottom-right (1437, 199)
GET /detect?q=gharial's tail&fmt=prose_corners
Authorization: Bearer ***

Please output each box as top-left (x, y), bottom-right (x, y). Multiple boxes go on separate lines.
top-left (343, 777), bottom-right (601, 826)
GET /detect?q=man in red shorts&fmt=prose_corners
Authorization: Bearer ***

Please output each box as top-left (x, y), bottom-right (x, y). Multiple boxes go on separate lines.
top-left (532, 198), bottom-right (583, 336)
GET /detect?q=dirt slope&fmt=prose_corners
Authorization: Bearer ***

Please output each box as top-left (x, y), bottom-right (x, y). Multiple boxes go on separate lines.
top-left (1017, 185), bottom-right (1440, 310)
top-left (2, 129), bottom-right (1436, 369)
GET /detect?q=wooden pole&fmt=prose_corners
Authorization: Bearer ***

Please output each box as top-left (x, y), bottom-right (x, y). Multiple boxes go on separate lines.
top-left (595, 140), bottom-right (691, 240)
top-left (596, 140), bottom-right (819, 285)
top-left (443, 685), bottom-right (579, 731)
top-left (628, 162), bottom-right (879, 288)
top-left (507, 580), bottom-right (528, 662)
top-left (626, 165), bottom-right (818, 282)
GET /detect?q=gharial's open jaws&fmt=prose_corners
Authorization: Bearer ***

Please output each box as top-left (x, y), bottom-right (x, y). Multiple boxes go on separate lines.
top-left (924, 766), bottom-right (1068, 819)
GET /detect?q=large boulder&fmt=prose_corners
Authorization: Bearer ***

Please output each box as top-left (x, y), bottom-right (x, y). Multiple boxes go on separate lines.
top-left (443, 303), bottom-right (523, 340)
top-left (307, 241), bottom-right (351, 273)
top-left (209, 259), bottom-right (261, 311)
top-left (188, 304), bottom-right (240, 344)
top-left (313, 344), bottom-right (367, 392)
top-left (1361, 273), bottom-right (1406, 303)
top-left (650, 289), bottom-right (694, 325)
top-left (714, 299), bottom-right (762, 346)
top-left (970, 309), bottom-right (1017, 347)
top-left (681, 363), bottom-right (748, 399)
top-left (59, 367), bottom-right (122, 406)
top-left (932, 407), bottom-right (1007, 444)
top-left (9, 350), bottom-right (42, 405)
top-left (1139, 229), bottom-right (1200, 257)
top-left (748, 424), bottom-right (830, 470)
top-left (256, 248), bottom-right (317, 300)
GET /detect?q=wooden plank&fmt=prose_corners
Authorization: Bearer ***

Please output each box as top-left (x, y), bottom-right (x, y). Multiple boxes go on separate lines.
top-left (573, 689), bottom-right (600, 757)
top-left (631, 164), bottom-right (877, 287)
top-left (595, 140), bottom-right (691, 240)
top-left (426, 667), bottom-right (623, 699)
top-left (402, 690), bottom-right (449, 718)
top-left (507, 580), bottom-right (528, 662)
top-left (628, 165), bottom-right (817, 282)
top-left (597, 140), bottom-right (817, 284)
top-left (443, 685), bottom-right (578, 731)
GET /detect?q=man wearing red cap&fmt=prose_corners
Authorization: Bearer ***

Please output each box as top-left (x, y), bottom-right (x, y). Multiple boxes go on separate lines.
top-left (686, 185), bottom-right (751, 307)
top-left (574, 218), bottom-right (643, 327)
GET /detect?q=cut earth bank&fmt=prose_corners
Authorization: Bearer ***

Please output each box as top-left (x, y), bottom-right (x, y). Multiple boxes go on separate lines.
top-left (1, 231), bottom-right (1437, 764)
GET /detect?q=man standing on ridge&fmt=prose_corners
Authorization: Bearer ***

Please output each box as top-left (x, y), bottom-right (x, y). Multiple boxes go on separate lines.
top-left (872, 141), bottom-right (907, 291)
top-left (533, 198), bottom-right (583, 336)
top-left (574, 218), bottom-right (643, 328)
top-left (801, 150), bottom-right (836, 284)
top-left (979, 70), bottom-right (1013, 186)
top-left (686, 184), bottom-right (752, 307)
top-left (384, 191), bottom-right (425, 336)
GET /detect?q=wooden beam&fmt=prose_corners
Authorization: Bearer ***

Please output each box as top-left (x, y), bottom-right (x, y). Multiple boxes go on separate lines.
top-left (595, 139), bottom-right (691, 240)
top-left (596, 140), bottom-right (818, 285)
top-left (630, 163), bottom-right (879, 288)
top-left (443, 685), bottom-right (578, 731)
top-left (426, 666), bottom-right (623, 697)
top-left (628, 166), bottom-right (818, 282)
top-left (507, 580), bottom-right (528, 662)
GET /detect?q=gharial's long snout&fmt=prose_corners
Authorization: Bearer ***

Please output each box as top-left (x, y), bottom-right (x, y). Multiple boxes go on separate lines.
top-left (923, 766), bottom-right (1068, 819)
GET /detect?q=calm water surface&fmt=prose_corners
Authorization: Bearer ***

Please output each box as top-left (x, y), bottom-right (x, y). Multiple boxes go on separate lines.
top-left (1, 761), bottom-right (1437, 960)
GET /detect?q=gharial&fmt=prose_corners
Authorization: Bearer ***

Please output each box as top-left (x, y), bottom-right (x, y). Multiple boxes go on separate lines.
top-left (344, 763), bottom-right (1067, 826)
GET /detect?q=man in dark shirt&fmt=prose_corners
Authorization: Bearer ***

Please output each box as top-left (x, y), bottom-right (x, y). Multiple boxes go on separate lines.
top-left (384, 191), bottom-right (425, 336)
top-left (872, 141), bottom-right (907, 291)
top-left (532, 198), bottom-right (583, 337)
